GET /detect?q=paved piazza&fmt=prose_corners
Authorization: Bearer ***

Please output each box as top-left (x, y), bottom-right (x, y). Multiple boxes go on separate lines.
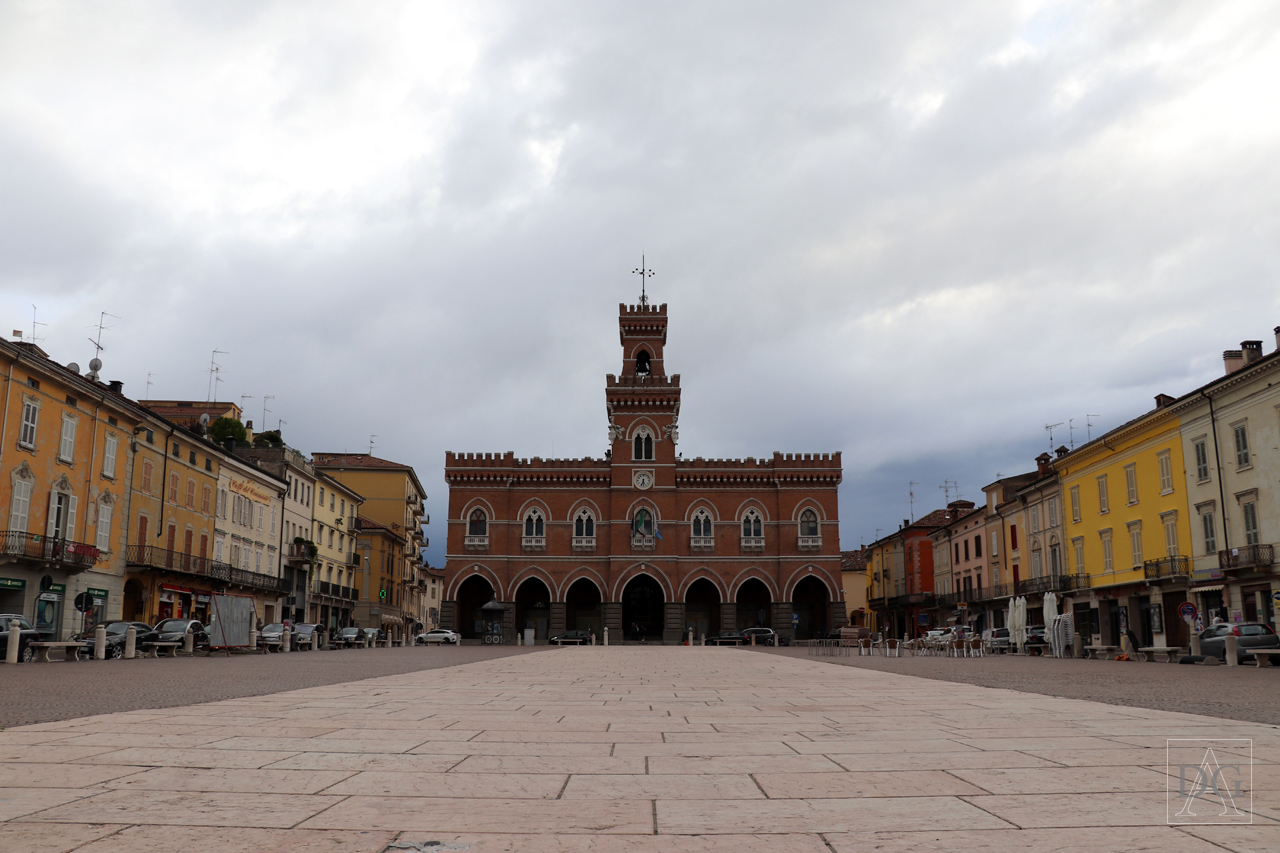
top-left (1, 648), bottom-right (1277, 852)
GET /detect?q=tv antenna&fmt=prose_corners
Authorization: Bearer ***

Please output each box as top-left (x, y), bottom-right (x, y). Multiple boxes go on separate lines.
top-left (940, 480), bottom-right (958, 504)
top-left (278, 418), bottom-right (287, 433)
top-left (1068, 418), bottom-right (1075, 449)
top-left (368, 434), bottom-right (377, 455)
top-left (206, 349), bottom-right (227, 402)
top-left (1045, 422), bottom-right (1063, 449)
top-left (261, 395), bottom-right (274, 428)
top-left (632, 255), bottom-right (655, 307)
top-left (146, 373), bottom-right (155, 400)
top-left (1086, 414), bottom-right (1100, 442)
top-left (30, 305), bottom-right (48, 345)
top-left (908, 481), bottom-right (918, 522)
top-left (86, 311), bottom-right (121, 360)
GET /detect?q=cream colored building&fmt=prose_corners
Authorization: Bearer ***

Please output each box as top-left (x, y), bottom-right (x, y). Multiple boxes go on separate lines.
top-left (213, 452), bottom-right (288, 624)
top-left (311, 473), bottom-right (363, 630)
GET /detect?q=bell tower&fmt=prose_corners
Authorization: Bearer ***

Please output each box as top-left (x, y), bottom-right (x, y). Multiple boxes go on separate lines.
top-left (606, 300), bottom-right (680, 471)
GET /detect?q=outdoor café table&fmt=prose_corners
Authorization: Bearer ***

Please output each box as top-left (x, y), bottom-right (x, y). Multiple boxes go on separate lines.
top-left (27, 641), bottom-right (83, 662)
top-left (1137, 646), bottom-right (1186, 663)
top-left (1083, 644), bottom-right (1119, 660)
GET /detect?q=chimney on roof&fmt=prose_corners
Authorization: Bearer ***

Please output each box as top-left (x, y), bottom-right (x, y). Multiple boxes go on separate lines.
top-left (1055, 445), bottom-right (1070, 459)
top-left (1223, 350), bottom-right (1244, 374)
top-left (108, 380), bottom-right (123, 394)
top-left (1036, 452), bottom-right (1052, 477)
top-left (1274, 326), bottom-right (1279, 352)
top-left (1154, 393), bottom-right (1175, 408)
top-left (903, 519), bottom-right (910, 528)
top-left (1241, 340), bottom-right (1263, 366)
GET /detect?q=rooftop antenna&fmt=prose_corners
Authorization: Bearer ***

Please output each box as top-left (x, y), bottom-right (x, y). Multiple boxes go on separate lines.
top-left (261, 395), bottom-right (274, 427)
top-left (145, 372), bottom-right (155, 401)
top-left (1086, 414), bottom-right (1100, 443)
top-left (632, 255), bottom-right (655, 307)
top-left (940, 479), bottom-right (958, 504)
top-left (369, 434), bottom-right (377, 455)
top-left (240, 395), bottom-right (254, 412)
top-left (1045, 422), bottom-right (1063, 450)
top-left (278, 418), bottom-right (287, 433)
top-left (206, 349), bottom-right (227, 402)
top-left (30, 305), bottom-right (48, 345)
top-left (86, 311), bottom-right (120, 361)
top-left (1068, 418), bottom-right (1075, 449)
top-left (908, 481), bottom-right (918, 522)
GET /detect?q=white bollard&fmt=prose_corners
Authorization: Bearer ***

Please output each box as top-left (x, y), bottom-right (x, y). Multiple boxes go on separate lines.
top-left (5, 619), bottom-right (19, 664)
top-left (183, 628), bottom-right (194, 655)
top-left (590, 633), bottom-right (595, 646)
top-left (688, 628), bottom-right (693, 646)
top-left (603, 627), bottom-right (608, 647)
top-left (94, 624), bottom-right (107, 660)
top-left (751, 632), bottom-right (756, 646)
top-left (125, 626), bottom-right (136, 659)
top-left (1224, 632), bottom-right (1238, 666)
top-left (1190, 633), bottom-right (1201, 656)
top-left (699, 633), bottom-right (705, 646)
top-left (282, 629), bottom-right (291, 653)
top-left (250, 629), bottom-right (258, 651)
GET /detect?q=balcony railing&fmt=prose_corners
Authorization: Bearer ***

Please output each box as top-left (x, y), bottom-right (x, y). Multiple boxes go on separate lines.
top-left (934, 592), bottom-right (958, 608)
top-left (464, 535), bottom-right (488, 550)
top-left (311, 578), bottom-right (359, 600)
top-left (1, 532), bottom-right (100, 569)
top-left (521, 535), bottom-right (545, 551)
top-left (798, 535), bottom-right (822, 551)
top-left (572, 536), bottom-right (596, 551)
top-left (741, 536), bottom-right (765, 552)
top-left (283, 543), bottom-right (309, 563)
top-left (689, 536), bottom-right (714, 551)
top-left (1219, 544), bottom-right (1275, 572)
top-left (1014, 573), bottom-right (1087, 597)
top-left (632, 534), bottom-right (655, 551)
top-left (1144, 555), bottom-right (1191, 581)
top-left (126, 544), bottom-right (288, 593)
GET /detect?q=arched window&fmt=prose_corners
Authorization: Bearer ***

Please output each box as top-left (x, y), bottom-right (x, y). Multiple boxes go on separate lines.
top-left (635, 349), bottom-right (651, 375)
top-left (574, 509), bottom-right (594, 537)
top-left (524, 509), bottom-right (545, 537)
top-left (742, 509), bottom-right (762, 538)
top-left (692, 509), bottom-right (712, 538)
top-left (633, 427), bottom-right (654, 461)
top-left (468, 509), bottom-right (487, 536)
top-left (799, 509), bottom-right (819, 536)
top-left (633, 508), bottom-right (653, 537)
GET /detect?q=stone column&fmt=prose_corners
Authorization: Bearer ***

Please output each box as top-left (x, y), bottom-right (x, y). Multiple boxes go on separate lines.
top-left (549, 602), bottom-right (567, 635)
top-left (719, 603), bottom-right (736, 633)
top-left (772, 602), bottom-right (794, 644)
top-left (828, 602), bottom-right (848, 630)
top-left (663, 603), bottom-right (686, 644)
top-left (604, 602), bottom-right (623, 638)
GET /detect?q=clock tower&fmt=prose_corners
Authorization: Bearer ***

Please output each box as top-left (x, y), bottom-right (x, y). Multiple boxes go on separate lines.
top-left (607, 301), bottom-right (680, 480)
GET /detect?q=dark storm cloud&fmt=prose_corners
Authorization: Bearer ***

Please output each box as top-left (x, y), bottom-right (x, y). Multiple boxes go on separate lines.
top-left (3, 1), bottom-right (1279, 561)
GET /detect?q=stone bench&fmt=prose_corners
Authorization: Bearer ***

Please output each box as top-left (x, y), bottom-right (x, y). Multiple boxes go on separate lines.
top-left (1083, 645), bottom-right (1120, 660)
top-left (139, 641), bottom-right (182, 658)
top-left (1249, 649), bottom-right (1280, 667)
top-left (27, 641), bottom-right (84, 662)
top-left (1137, 646), bottom-right (1186, 663)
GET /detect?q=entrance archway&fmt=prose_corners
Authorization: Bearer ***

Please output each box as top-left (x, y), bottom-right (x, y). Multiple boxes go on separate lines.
top-left (514, 576), bottom-right (552, 642)
top-left (457, 574), bottom-right (496, 639)
top-left (565, 577), bottom-right (602, 635)
top-left (792, 575), bottom-right (830, 639)
top-left (684, 577), bottom-right (720, 639)
top-left (736, 577), bottom-right (772, 629)
top-left (622, 574), bottom-right (664, 641)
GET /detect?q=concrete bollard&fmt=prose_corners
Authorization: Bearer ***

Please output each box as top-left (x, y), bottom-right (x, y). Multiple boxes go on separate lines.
top-left (603, 627), bottom-right (608, 647)
top-left (590, 633), bottom-right (595, 646)
top-left (283, 629), bottom-right (291, 653)
top-left (1190, 633), bottom-right (1201, 656)
top-left (751, 633), bottom-right (756, 646)
top-left (5, 619), bottom-right (19, 664)
top-left (94, 625), bottom-right (107, 660)
top-left (1073, 633), bottom-right (1083, 658)
top-left (183, 628), bottom-right (194, 655)
top-left (249, 629), bottom-right (258, 651)
top-left (125, 626), bottom-right (136, 659)
top-left (688, 628), bottom-right (693, 646)
top-left (1224, 632), bottom-right (1238, 666)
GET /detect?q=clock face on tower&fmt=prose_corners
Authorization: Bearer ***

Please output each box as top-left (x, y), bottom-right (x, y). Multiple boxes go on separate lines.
top-left (633, 469), bottom-right (654, 490)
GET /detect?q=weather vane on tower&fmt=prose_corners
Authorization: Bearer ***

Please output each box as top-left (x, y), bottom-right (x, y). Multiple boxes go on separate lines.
top-left (633, 255), bottom-right (654, 306)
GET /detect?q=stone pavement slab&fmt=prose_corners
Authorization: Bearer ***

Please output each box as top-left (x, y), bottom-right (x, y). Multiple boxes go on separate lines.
top-left (1, 647), bottom-right (1277, 851)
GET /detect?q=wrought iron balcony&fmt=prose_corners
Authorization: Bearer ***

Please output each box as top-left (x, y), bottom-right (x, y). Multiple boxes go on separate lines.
top-left (1218, 544), bottom-right (1274, 572)
top-left (1014, 573), bottom-right (1087, 597)
top-left (1143, 556), bottom-right (1191, 581)
top-left (1, 532), bottom-right (100, 570)
top-left (126, 544), bottom-right (287, 593)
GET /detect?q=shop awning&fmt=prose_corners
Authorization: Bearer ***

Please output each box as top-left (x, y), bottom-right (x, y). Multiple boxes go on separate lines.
top-left (380, 614), bottom-right (403, 625)
top-left (1190, 584), bottom-right (1225, 593)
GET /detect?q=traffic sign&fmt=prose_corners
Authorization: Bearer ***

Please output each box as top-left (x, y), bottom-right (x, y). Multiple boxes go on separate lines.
top-left (73, 592), bottom-right (92, 613)
top-left (1178, 602), bottom-right (1198, 623)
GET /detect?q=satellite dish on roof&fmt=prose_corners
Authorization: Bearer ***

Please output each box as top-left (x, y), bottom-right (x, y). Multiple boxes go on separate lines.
top-left (199, 413), bottom-right (211, 426)
top-left (89, 357), bottom-right (102, 372)
top-left (67, 362), bottom-right (80, 374)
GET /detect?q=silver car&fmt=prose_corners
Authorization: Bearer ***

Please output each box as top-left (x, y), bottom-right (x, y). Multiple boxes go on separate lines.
top-left (416, 628), bottom-right (460, 645)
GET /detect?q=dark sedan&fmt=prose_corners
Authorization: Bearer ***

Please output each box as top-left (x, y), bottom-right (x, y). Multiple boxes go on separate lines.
top-left (152, 618), bottom-right (210, 648)
top-left (1199, 622), bottom-right (1279, 663)
top-left (292, 623), bottom-right (324, 649)
top-left (743, 627), bottom-right (780, 646)
top-left (72, 621), bottom-right (157, 660)
top-left (549, 629), bottom-right (592, 645)
top-left (333, 626), bottom-right (364, 648)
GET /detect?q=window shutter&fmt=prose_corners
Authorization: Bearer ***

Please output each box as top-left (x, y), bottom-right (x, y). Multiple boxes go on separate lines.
top-left (67, 495), bottom-right (78, 540)
top-left (96, 503), bottom-right (113, 550)
top-left (10, 480), bottom-right (32, 532)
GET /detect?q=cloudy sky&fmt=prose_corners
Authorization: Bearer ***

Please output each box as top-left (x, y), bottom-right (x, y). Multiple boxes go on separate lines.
top-left (3, 1), bottom-right (1279, 563)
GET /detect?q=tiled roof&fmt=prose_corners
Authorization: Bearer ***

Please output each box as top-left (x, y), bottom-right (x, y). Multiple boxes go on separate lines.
top-left (314, 453), bottom-right (410, 470)
top-left (840, 549), bottom-right (868, 572)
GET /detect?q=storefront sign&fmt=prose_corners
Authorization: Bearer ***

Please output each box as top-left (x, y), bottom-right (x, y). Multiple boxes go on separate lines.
top-left (87, 587), bottom-right (109, 606)
top-left (229, 479), bottom-right (275, 504)
top-left (0, 577), bottom-right (26, 590)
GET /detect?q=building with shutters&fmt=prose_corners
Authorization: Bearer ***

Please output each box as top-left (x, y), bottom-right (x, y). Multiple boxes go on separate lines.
top-left (442, 300), bottom-right (844, 644)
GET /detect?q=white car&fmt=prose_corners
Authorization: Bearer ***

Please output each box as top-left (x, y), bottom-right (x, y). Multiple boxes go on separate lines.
top-left (416, 628), bottom-right (460, 645)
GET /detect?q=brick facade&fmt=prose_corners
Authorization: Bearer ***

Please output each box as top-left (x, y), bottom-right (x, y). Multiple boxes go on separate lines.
top-left (442, 302), bottom-right (844, 644)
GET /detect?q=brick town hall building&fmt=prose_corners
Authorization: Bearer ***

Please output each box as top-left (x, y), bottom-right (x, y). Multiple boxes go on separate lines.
top-left (442, 300), bottom-right (844, 644)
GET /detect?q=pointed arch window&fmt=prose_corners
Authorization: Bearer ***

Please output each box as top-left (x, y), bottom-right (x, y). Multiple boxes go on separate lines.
top-left (741, 509), bottom-right (764, 550)
top-left (632, 507), bottom-right (656, 550)
top-left (465, 508), bottom-right (489, 549)
top-left (522, 508), bottom-right (546, 550)
top-left (798, 509), bottom-right (821, 550)
top-left (573, 508), bottom-right (596, 551)
top-left (633, 427), bottom-right (654, 461)
top-left (691, 508), bottom-right (714, 550)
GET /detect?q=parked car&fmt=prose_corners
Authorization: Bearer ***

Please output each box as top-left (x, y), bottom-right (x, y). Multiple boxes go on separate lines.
top-left (152, 618), bottom-right (210, 648)
top-left (72, 621), bottom-right (157, 660)
top-left (705, 630), bottom-right (748, 645)
top-left (292, 623), bottom-right (324, 649)
top-left (259, 623), bottom-right (294, 649)
top-left (743, 627), bottom-right (779, 646)
top-left (1026, 626), bottom-right (1048, 646)
top-left (416, 628), bottom-right (460, 645)
top-left (361, 628), bottom-right (386, 645)
top-left (0, 614), bottom-right (38, 662)
top-left (333, 626), bottom-right (364, 648)
top-left (1198, 622), bottom-right (1280, 663)
top-left (984, 627), bottom-right (1011, 651)
top-left (549, 629), bottom-right (592, 645)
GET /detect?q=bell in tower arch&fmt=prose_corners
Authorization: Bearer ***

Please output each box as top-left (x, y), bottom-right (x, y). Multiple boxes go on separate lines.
top-left (635, 349), bottom-right (651, 376)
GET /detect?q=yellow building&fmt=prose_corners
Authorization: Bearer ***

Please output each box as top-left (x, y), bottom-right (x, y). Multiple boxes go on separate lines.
top-left (1055, 399), bottom-right (1195, 651)
top-left (0, 340), bottom-right (144, 640)
top-left (840, 548), bottom-right (868, 627)
top-left (311, 472), bottom-right (363, 631)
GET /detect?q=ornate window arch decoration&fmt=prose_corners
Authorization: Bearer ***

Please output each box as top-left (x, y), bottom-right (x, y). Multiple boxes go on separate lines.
top-left (468, 508), bottom-right (488, 536)
top-left (691, 507), bottom-right (713, 538)
top-left (565, 498), bottom-right (603, 523)
top-left (523, 507), bottom-right (545, 538)
top-left (741, 508), bottom-right (763, 538)
top-left (574, 507), bottom-right (595, 537)
top-left (632, 425), bottom-right (655, 461)
top-left (8, 462), bottom-right (36, 535)
top-left (633, 346), bottom-right (652, 376)
top-left (632, 506), bottom-right (654, 537)
top-left (799, 509), bottom-right (819, 537)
